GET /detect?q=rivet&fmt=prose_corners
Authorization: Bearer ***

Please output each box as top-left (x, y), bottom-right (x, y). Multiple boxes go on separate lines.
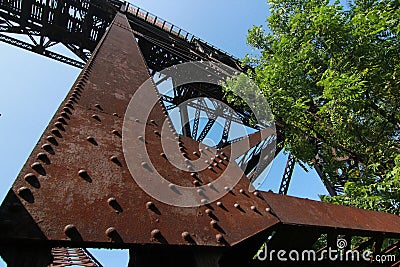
top-left (87, 136), bottom-right (97, 145)
top-left (210, 157), bottom-right (215, 162)
top-left (37, 153), bottom-right (50, 164)
top-left (213, 163), bottom-right (218, 167)
top-left (199, 149), bottom-right (203, 153)
top-left (55, 122), bottom-right (65, 131)
top-left (190, 172), bottom-right (197, 178)
top-left (110, 156), bottom-right (121, 165)
top-left (42, 143), bottom-right (54, 154)
top-left (92, 114), bottom-right (101, 121)
top-left (51, 128), bottom-right (62, 138)
top-left (205, 160), bottom-right (210, 164)
top-left (266, 207), bottom-right (271, 212)
top-left (201, 199), bottom-right (208, 205)
top-left (197, 189), bottom-right (203, 194)
top-left (221, 152), bottom-right (226, 156)
top-left (193, 180), bottom-right (200, 187)
top-left (210, 220), bottom-right (218, 228)
top-left (24, 173), bottom-right (36, 181)
top-left (95, 104), bottom-right (103, 110)
top-left (160, 153), bottom-right (166, 158)
top-left (146, 201), bottom-right (155, 210)
top-left (31, 162), bottom-right (45, 175)
top-left (138, 136), bottom-right (144, 141)
top-left (168, 184), bottom-right (176, 190)
top-left (150, 119), bottom-right (156, 124)
top-left (60, 112), bottom-right (70, 120)
top-left (223, 157), bottom-right (228, 160)
top-left (63, 107), bottom-right (72, 114)
top-left (113, 113), bottom-right (118, 117)
top-left (141, 162), bottom-right (151, 170)
top-left (205, 209), bottom-right (212, 216)
top-left (216, 234), bottom-right (224, 243)
top-left (219, 160), bottom-right (223, 164)
top-left (105, 227), bottom-right (117, 238)
top-left (67, 100), bottom-right (74, 105)
top-left (239, 189), bottom-right (245, 194)
top-left (46, 136), bottom-right (57, 146)
top-left (217, 202), bottom-right (223, 207)
top-left (112, 130), bottom-right (121, 137)
top-left (151, 229), bottom-right (161, 238)
top-left (179, 147), bottom-right (185, 152)
top-left (107, 197), bottom-right (117, 205)
top-left (154, 130), bottom-right (160, 136)
top-left (224, 186), bottom-right (230, 191)
top-left (193, 151), bottom-right (199, 156)
top-left (182, 231), bottom-right (191, 241)
top-left (135, 119), bottom-right (140, 122)
top-left (234, 203), bottom-right (240, 209)
top-left (251, 206), bottom-right (257, 211)
top-left (17, 187), bottom-right (30, 196)
top-left (65, 103), bottom-right (73, 109)
top-left (57, 117), bottom-right (67, 125)
top-left (253, 191), bottom-right (260, 197)
top-left (64, 224), bottom-right (77, 237)
top-left (78, 169), bottom-right (88, 178)
top-left (208, 166), bottom-right (213, 170)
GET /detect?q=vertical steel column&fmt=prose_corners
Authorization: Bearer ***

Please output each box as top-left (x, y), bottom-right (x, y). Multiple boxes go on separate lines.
top-left (278, 154), bottom-right (295, 195)
top-left (0, 11), bottom-right (158, 266)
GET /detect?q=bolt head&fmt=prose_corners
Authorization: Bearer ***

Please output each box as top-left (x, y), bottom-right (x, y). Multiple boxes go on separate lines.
top-left (64, 224), bottom-right (77, 237)
top-left (78, 169), bottom-right (88, 177)
top-left (151, 229), bottom-right (161, 238)
top-left (146, 201), bottom-right (155, 210)
top-left (216, 234), bottom-right (223, 243)
top-left (105, 227), bottom-right (116, 238)
top-left (182, 231), bottom-right (190, 241)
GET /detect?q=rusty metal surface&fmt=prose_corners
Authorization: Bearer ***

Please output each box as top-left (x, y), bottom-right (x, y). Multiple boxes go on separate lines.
top-left (1, 11), bottom-right (400, 261)
top-left (262, 192), bottom-right (400, 236)
top-left (0, 12), bottom-right (279, 248)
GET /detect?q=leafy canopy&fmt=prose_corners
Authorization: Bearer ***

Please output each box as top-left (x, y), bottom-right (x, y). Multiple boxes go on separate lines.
top-left (240, 0), bottom-right (399, 213)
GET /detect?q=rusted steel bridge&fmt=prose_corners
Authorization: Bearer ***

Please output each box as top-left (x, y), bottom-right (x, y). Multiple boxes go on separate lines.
top-left (0, 0), bottom-right (399, 266)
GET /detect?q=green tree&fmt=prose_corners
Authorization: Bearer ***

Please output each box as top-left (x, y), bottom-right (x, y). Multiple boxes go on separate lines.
top-left (241, 0), bottom-right (400, 213)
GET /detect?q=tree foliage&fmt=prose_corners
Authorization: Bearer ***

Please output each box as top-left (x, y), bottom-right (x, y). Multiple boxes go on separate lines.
top-left (241, 0), bottom-right (400, 213)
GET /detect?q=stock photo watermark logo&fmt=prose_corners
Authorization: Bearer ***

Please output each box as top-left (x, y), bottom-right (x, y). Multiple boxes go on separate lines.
top-left (255, 238), bottom-right (397, 264)
top-left (122, 61), bottom-right (276, 207)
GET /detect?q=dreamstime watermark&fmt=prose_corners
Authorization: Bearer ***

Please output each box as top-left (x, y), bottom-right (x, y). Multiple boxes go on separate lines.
top-left (255, 239), bottom-right (397, 264)
top-left (122, 61), bottom-right (276, 207)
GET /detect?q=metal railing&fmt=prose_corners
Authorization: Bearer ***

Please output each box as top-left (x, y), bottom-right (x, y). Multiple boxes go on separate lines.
top-left (125, 2), bottom-right (240, 62)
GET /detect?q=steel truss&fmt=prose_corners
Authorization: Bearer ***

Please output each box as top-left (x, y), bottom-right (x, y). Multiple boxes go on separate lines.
top-left (0, 5), bottom-right (399, 267)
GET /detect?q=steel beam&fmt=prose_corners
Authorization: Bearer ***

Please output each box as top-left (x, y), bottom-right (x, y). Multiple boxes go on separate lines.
top-left (0, 33), bottom-right (85, 68)
top-left (278, 154), bottom-right (295, 195)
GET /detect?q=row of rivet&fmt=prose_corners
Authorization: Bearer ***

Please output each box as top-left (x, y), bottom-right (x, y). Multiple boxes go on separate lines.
top-left (17, 55), bottom-right (126, 199)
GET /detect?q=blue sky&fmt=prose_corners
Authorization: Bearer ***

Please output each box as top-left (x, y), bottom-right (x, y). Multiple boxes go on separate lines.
top-left (0, 0), bottom-right (328, 265)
